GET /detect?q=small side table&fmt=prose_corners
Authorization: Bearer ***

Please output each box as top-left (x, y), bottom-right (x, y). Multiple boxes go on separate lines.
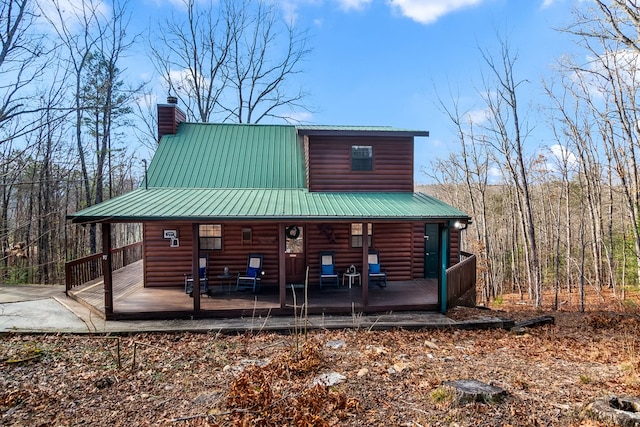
top-left (216, 273), bottom-right (236, 294)
top-left (342, 272), bottom-right (361, 289)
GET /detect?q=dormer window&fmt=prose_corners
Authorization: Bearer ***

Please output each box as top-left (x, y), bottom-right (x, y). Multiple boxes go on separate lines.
top-left (351, 145), bottom-right (373, 171)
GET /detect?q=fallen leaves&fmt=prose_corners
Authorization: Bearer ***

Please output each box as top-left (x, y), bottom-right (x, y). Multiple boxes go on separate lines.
top-left (2, 292), bottom-right (640, 425)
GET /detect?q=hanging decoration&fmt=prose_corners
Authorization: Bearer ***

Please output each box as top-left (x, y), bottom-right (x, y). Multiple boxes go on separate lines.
top-left (285, 225), bottom-right (301, 239)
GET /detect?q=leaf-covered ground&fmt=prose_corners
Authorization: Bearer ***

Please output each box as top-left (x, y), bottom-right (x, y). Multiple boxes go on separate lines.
top-left (2, 290), bottom-right (640, 426)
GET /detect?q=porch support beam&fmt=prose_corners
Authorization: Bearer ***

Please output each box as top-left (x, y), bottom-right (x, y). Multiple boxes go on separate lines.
top-left (101, 223), bottom-right (113, 317)
top-left (192, 223), bottom-right (200, 312)
top-left (278, 223), bottom-right (286, 308)
top-left (440, 222), bottom-right (449, 313)
top-left (361, 221), bottom-right (369, 307)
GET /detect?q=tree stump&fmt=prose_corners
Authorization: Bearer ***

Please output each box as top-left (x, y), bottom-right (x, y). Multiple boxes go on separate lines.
top-left (585, 396), bottom-right (640, 426)
top-left (442, 379), bottom-right (507, 404)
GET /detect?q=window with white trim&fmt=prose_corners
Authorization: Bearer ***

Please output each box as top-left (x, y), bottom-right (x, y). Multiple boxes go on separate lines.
top-left (351, 223), bottom-right (372, 248)
top-left (199, 224), bottom-right (222, 250)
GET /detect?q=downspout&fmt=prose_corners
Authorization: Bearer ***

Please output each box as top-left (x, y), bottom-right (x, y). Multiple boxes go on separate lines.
top-left (440, 222), bottom-right (450, 313)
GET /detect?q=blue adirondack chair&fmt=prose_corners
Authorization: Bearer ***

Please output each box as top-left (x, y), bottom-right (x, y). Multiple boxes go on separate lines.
top-left (236, 253), bottom-right (264, 292)
top-left (368, 250), bottom-right (387, 288)
top-left (185, 256), bottom-right (209, 296)
top-left (319, 251), bottom-right (339, 288)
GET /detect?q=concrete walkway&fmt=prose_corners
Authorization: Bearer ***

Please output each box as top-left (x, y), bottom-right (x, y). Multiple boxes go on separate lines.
top-left (0, 284), bottom-right (508, 334)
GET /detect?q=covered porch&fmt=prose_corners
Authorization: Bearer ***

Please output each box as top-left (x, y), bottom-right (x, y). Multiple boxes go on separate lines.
top-left (68, 259), bottom-right (441, 320)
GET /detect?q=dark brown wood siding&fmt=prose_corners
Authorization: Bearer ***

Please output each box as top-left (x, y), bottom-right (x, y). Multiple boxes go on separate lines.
top-left (143, 222), bottom-right (281, 288)
top-left (308, 136), bottom-right (414, 192)
top-left (412, 223), bottom-right (425, 279)
top-left (450, 228), bottom-right (460, 266)
top-left (306, 222), bottom-right (416, 282)
top-left (144, 222), bottom-right (193, 287)
top-left (143, 221), bottom-right (454, 288)
top-left (157, 104), bottom-right (185, 142)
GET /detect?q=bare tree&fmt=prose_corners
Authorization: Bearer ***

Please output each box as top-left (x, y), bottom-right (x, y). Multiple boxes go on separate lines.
top-left (561, 0), bottom-right (640, 286)
top-left (47, 0), bottom-right (135, 253)
top-left (479, 38), bottom-right (542, 307)
top-left (148, 0), bottom-right (231, 123)
top-left (434, 89), bottom-right (495, 304)
top-left (149, 0), bottom-right (310, 125)
top-left (221, 0), bottom-right (310, 123)
top-left (0, 0), bottom-right (51, 144)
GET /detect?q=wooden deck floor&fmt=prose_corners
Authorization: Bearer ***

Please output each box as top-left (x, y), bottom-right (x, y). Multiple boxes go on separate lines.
top-left (69, 260), bottom-right (440, 319)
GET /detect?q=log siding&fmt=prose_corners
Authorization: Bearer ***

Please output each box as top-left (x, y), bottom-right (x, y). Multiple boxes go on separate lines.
top-left (143, 221), bottom-right (454, 289)
top-left (308, 136), bottom-right (414, 192)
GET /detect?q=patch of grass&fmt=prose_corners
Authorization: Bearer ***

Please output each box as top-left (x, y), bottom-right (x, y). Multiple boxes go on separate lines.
top-left (493, 295), bottom-right (504, 306)
top-left (429, 386), bottom-right (453, 404)
top-left (579, 374), bottom-right (592, 384)
top-left (4, 345), bottom-right (44, 364)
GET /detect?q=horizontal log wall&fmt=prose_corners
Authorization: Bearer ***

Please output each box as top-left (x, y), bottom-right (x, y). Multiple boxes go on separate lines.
top-left (412, 223), bottom-right (425, 279)
top-left (449, 228), bottom-right (460, 266)
top-left (308, 136), bottom-right (414, 192)
top-left (157, 104), bottom-right (185, 142)
top-left (143, 221), bottom-right (450, 288)
top-left (144, 223), bottom-right (194, 287)
top-left (143, 222), bottom-right (281, 287)
top-left (302, 222), bottom-right (428, 283)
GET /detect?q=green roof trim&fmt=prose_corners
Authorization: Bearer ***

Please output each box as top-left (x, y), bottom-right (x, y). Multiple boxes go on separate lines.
top-left (148, 123), bottom-right (305, 189)
top-left (67, 188), bottom-right (470, 223)
top-left (296, 125), bottom-right (429, 137)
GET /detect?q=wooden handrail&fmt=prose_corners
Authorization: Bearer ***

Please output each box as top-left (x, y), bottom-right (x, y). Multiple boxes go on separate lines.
top-left (446, 252), bottom-right (477, 309)
top-left (65, 242), bottom-right (143, 292)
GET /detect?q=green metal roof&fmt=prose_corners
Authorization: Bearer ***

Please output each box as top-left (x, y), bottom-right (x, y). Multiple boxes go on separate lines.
top-left (147, 123), bottom-right (304, 188)
top-left (68, 188), bottom-right (470, 223)
top-left (67, 122), bottom-right (468, 223)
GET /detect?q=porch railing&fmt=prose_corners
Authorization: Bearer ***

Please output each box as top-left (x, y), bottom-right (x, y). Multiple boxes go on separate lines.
top-left (65, 242), bottom-right (143, 292)
top-left (446, 251), bottom-right (476, 308)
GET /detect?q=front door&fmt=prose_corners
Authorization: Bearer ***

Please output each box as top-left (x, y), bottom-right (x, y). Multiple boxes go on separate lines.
top-left (285, 225), bottom-right (306, 285)
top-left (424, 224), bottom-right (440, 279)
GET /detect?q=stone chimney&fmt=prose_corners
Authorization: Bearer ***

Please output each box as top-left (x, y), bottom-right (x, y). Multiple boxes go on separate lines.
top-left (157, 96), bottom-right (186, 142)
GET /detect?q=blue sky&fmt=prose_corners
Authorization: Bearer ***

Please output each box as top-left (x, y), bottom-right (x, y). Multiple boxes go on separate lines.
top-left (130, 0), bottom-right (579, 183)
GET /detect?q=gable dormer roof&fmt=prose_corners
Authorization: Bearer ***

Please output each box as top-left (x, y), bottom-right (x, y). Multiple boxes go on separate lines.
top-left (149, 123), bottom-right (304, 189)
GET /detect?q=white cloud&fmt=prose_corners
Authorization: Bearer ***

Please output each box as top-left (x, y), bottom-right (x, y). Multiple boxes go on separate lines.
top-left (549, 144), bottom-right (577, 167)
top-left (387, 0), bottom-right (485, 25)
top-left (336, 0), bottom-right (373, 11)
top-left (286, 110), bottom-right (314, 123)
top-left (464, 108), bottom-right (489, 126)
top-left (487, 165), bottom-right (503, 184)
top-left (276, 0), bottom-right (323, 24)
top-left (36, 0), bottom-right (111, 33)
top-left (568, 49), bottom-right (640, 100)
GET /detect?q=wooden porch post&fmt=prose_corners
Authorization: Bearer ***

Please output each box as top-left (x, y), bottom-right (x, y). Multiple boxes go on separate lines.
top-left (361, 222), bottom-right (369, 307)
top-left (278, 223), bottom-right (286, 308)
top-left (440, 223), bottom-right (449, 313)
top-left (101, 223), bottom-right (113, 317)
top-left (192, 223), bottom-right (200, 312)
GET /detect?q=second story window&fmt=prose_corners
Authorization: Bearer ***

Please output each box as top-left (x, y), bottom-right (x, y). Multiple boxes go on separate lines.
top-left (199, 224), bottom-right (222, 250)
top-left (351, 145), bottom-right (373, 171)
top-left (351, 223), bottom-right (372, 248)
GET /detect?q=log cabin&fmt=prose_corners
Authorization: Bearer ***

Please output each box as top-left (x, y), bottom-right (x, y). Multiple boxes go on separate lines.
top-left (66, 98), bottom-right (475, 320)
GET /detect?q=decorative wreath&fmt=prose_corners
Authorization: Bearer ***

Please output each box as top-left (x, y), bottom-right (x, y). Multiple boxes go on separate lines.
top-left (285, 226), bottom-right (300, 240)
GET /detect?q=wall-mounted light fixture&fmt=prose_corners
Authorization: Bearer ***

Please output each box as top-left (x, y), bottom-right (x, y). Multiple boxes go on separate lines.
top-left (453, 220), bottom-right (470, 231)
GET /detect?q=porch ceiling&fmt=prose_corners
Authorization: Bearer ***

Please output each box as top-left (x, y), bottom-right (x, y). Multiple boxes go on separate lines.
top-left (67, 188), bottom-right (470, 223)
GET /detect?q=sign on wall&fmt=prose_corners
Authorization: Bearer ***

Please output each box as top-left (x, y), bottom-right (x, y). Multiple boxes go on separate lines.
top-left (164, 229), bottom-right (179, 247)
top-left (163, 229), bottom-right (178, 239)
